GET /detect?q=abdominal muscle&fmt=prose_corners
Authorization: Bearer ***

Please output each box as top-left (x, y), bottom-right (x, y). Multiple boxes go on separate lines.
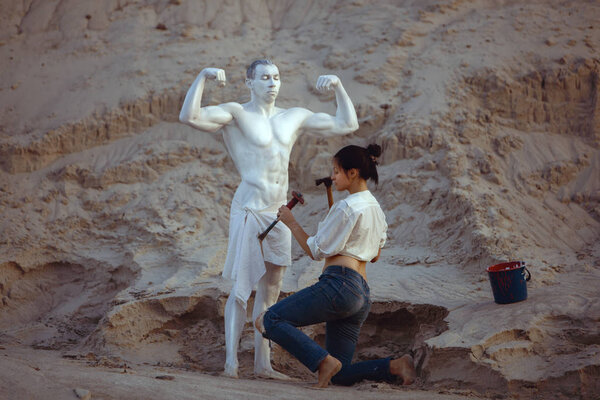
top-left (323, 255), bottom-right (368, 282)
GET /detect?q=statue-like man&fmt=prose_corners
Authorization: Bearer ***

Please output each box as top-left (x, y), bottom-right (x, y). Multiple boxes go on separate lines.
top-left (179, 59), bottom-right (358, 379)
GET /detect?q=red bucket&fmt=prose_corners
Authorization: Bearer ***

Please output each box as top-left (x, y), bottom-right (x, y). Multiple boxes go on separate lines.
top-left (487, 261), bottom-right (531, 304)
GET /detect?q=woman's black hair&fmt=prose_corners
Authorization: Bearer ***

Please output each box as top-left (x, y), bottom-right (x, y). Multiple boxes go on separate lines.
top-left (333, 143), bottom-right (382, 185)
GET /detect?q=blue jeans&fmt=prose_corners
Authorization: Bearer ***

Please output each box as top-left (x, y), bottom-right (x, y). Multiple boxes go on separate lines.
top-left (262, 265), bottom-right (393, 386)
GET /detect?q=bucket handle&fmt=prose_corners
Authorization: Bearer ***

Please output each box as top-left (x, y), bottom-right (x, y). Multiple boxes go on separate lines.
top-left (523, 267), bottom-right (531, 281)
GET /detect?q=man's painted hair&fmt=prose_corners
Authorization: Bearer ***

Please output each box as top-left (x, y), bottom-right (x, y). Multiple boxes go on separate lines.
top-left (246, 59), bottom-right (275, 79)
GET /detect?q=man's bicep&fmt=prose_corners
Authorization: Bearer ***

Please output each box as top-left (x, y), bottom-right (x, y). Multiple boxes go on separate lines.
top-left (198, 105), bottom-right (234, 125)
top-left (183, 104), bottom-right (233, 131)
top-left (300, 112), bottom-right (335, 132)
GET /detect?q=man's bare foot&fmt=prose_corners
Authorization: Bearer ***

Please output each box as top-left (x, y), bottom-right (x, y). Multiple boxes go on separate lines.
top-left (222, 364), bottom-right (239, 378)
top-left (255, 368), bottom-right (293, 380)
top-left (315, 355), bottom-right (342, 388)
top-left (390, 354), bottom-right (416, 385)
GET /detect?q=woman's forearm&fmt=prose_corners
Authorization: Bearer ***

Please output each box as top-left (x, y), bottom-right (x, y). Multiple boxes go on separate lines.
top-left (287, 221), bottom-right (315, 259)
top-left (278, 204), bottom-right (316, 259)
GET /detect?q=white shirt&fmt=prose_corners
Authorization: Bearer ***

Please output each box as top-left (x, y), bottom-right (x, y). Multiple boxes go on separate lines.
top-left (307, 190), bottom-right (387, 261)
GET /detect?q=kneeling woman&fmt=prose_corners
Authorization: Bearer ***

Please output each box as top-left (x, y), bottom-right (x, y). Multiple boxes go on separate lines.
top-left (255, 144), bottom-right (416, 388)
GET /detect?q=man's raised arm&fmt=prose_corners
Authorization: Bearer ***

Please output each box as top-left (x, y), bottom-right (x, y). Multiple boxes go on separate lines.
top-left (300, 75), bottom-right (359, 136)
top-left (179, 68), bottom-right (234, 132)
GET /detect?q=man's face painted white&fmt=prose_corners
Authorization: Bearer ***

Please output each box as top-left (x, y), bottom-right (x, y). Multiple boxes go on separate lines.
top-left (247, 64), bottom-right (281, 104)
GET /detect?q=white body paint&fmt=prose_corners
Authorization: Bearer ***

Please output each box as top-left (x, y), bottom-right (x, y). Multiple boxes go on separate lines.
top-left (179, 62), bottom-right (358, 378)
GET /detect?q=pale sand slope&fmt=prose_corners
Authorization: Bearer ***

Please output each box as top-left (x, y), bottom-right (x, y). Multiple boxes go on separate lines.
top-left (0, 345), bottom-right (478, 400)
top-left (1, 0), bottom-right (599, 399)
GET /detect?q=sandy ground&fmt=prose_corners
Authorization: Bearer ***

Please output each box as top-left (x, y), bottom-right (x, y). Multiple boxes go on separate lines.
top-left (1, 344), bottom-right (481, 400)
top-left (1, 0), bottom-right (599, 399)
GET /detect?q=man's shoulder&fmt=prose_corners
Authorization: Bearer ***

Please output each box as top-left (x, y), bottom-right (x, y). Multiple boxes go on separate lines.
top-left (280, 106), bottom-right (313, 117)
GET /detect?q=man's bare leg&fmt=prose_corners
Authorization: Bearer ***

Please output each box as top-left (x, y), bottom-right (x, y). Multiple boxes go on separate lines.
top-left (390, 354), bottom-right (417, 385)
top-left (223, 291), bottom-right (247, 378)
top-left (252, 262), bottom-right (290, 379)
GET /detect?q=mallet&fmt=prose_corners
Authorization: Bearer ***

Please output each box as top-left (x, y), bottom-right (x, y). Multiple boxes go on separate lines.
top-left (257, 191), bottom-right (305, 241)
top-left (315, 176), bottom-right (333, 209)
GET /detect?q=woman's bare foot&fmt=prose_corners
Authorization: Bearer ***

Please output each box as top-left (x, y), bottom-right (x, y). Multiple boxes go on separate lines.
top-left (390, 354), bottom-right (416, 385)
top-left (254, 312), bottom-right (266, 335)
top-left (315, 355), bottom-right (342, 388)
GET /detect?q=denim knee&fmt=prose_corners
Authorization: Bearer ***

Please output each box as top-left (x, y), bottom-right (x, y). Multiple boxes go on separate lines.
top-left (330, 358), bottom-right (394, 386)
top-left (261, 310), bottom-right (277, 339)
top-left (331, 372), bottom-right (351, 386)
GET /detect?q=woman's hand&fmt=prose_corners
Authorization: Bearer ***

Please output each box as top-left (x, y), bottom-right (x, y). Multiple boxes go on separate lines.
top-left (277, 205), bottom-right (296, 227)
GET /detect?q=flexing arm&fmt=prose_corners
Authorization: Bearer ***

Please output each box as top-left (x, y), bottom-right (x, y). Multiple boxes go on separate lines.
top-left (300, 75), bottom-right (359, 136)
top-left (179, 68), bottom-right (234, 132)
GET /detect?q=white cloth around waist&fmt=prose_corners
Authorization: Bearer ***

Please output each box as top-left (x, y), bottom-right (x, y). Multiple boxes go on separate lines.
top-left (222, 201), bottom-right (291, 306)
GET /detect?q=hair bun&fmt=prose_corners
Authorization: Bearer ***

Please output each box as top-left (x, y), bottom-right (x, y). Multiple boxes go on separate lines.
top-left (366, 144), bottom-right (382, 159)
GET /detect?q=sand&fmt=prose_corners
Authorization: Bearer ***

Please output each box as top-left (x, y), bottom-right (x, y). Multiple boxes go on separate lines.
top-left (1, 0), bottom-right (599, 399)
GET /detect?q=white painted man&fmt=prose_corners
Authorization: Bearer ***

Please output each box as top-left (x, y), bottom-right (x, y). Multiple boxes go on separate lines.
top-left (179, 59), bottom-right (358, 378)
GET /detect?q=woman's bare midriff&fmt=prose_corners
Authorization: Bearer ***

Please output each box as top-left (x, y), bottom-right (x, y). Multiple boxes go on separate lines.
top-left (323, 254), bottom-right (367, 282)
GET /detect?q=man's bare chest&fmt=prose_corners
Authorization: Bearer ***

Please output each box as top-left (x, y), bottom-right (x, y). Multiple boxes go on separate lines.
top-left (229, 112), bottom-right (300, 148)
